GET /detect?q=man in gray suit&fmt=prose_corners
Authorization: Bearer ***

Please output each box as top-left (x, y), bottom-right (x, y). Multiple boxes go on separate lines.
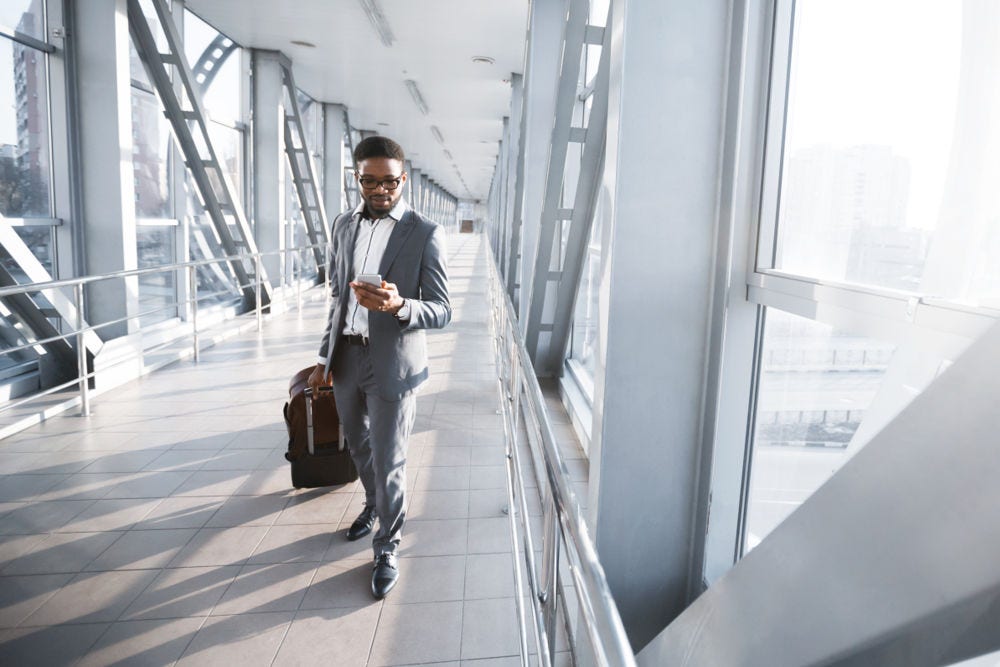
top-left (307, 136), bottom-right (451, 598)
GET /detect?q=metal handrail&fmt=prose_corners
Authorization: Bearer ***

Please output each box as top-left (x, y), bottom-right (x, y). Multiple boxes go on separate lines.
top-left (0, 243), bottom-right (329, 420)
top-left (488, 253), bottom-right (636, 666)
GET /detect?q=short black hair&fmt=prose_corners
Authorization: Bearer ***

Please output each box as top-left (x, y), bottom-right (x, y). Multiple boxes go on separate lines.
top-left (354, 136), bottom-right (405, 164)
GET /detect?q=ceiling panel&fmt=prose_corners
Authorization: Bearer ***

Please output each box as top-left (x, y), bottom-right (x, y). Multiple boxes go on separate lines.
top-left (185, 0), bottom-right (529, 202)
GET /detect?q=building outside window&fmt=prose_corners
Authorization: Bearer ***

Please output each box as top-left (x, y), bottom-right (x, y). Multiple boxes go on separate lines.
top-left (741, 0), bottom-right (1000, 554)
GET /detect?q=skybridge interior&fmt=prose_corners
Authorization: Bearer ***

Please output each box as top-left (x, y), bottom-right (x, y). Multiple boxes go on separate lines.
top-left (1, 0), bottom-right (999, 666)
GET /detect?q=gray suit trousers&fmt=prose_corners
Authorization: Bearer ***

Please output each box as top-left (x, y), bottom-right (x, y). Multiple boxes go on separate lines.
top-left (332, 342), bottom-right (416, 557)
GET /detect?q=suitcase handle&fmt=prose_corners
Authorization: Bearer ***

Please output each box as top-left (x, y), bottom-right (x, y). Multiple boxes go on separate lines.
top-left (303, 387), bottom-right (340, 456)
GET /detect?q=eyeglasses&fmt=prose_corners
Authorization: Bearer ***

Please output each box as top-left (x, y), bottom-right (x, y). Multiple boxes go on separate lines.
top-left (357, 175), bottom-right (403, 191)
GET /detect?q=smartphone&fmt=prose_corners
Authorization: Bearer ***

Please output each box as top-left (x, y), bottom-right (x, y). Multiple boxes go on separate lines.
top-left (355, 273), bottom-right (382, 286)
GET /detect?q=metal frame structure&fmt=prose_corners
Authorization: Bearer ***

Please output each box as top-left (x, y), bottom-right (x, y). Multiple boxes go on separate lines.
top-left (280, 61), bottom-right (331, 276)
top-left (522, 0), bottom-right (611, 376)
top-left (489, 248), bottom-right (636, 667)
top-left (127, 0), bottom-right (271, 309)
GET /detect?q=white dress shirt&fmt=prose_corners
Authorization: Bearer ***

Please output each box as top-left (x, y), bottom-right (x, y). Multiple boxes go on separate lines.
top-left (342, 198), bottom-right (410, 338)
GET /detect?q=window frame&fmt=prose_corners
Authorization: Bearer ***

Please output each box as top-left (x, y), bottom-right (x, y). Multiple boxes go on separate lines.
top-left (701, 0), bottom-right (1000, 587)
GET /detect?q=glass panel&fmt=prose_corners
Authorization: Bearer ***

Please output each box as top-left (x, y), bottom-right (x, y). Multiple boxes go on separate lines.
top-left (136, 225), bottom-right (176, 325)
top-left (184, 10), bottom-right (240, 123)
top-left (0, 37), bottom-right (51, 217)
top-left (131, 88), bottom-right (172, 218)
top-left (569, 197), bottom-right (604, 383)
top-left (207, 120), bottom-right (241, 205)
top-left (744, 308), bottom-right (896, 552)
top-left (772, 1), bottom-right (1000, 308)
top-left (12, 225), bottom-right (52, 275)
top-left (1, 1), bottom-right (45, 41)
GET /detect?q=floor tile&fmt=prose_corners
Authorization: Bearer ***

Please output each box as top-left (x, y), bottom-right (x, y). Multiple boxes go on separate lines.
top-left (58, 497), bottom-right (162, 533)
top-left (1, 531), bottom-right (123, 575)
top-left (461, 598), bottom-right (521, 660)
top-left (465, 553), bottom-right (516, 601)
top-left (407, 489), bottom-right (470, 520)
top-left (299, 560), bottom-right (379, 610)
top-left (211, 562), bottom-right (317, 615)
top-left (247, 523), bottom-right (336, 564)
top-left (387, 554), bottom-right (466, 605)
top-left (20, 568), bottom-right (159, 626)
top-left (368, 600), bottom-right (463, 666)
top-left (204, 494), bottom-right (290, 528)
top-left (167, 526), bottom-right (270, 568)
top-left (403, 519), bottom-right (468, 557)
top-left (85, 528), bottom-right (198, 571)
top-left (176, 611), bottom-right (293, 666)
top-left (0, 572), bottom-right (74, 628)
top-left (77, 616), bottom-right (206, 667)
top-left (272, 606), bottom-right (381, 667)
top-left (121, 565), bottom-right (241, 620)
top-left (468, 518), bottom-right (512, 554)
top-left (132, 496), bottom-right (225, 531)
top-left (0, 623), bottom-right (109, 665)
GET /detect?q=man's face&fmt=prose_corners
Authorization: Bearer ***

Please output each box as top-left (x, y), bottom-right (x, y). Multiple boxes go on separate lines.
top-left (356, 157), bottom-right (407, 218)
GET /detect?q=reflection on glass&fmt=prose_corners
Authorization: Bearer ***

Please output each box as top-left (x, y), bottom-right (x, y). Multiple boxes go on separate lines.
top-left (137, 225), bottom-right (176, 325)
top-left (12, 226), bottom-right (52, 275)
top-left (131, 89), bottom-right (171, 218)
top-left (185, 10), bottom-right (241, 123)
top-left (774, 1), bottom-right (1000, 308)
top-left (569, 198), bottom-right (603, 385)
top-left (207, 121), bottom-right (241, 205)
top-left (1, 1), bottom-right (45, 41)
top-left (744, 308), bottom-right (895, 551)
top-left (0, 37), bottom-right (51, 217)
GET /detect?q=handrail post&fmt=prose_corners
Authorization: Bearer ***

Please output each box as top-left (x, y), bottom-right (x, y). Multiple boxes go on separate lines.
top-left (74, 283), bottom-right (90, 417)
top-left (188, 265), bottom-right (200, 363)
top-left (255, 254), bottom-right (263, 332)
top-left (296, 250), bottom-right (302, 312)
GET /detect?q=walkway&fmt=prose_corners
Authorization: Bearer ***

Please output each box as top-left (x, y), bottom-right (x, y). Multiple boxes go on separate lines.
top-left (0, 231), bottom-right (538, 666)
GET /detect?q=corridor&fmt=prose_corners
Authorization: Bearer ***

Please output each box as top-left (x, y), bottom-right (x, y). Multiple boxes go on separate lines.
top-left (0, 232), bottom-right (547, 666)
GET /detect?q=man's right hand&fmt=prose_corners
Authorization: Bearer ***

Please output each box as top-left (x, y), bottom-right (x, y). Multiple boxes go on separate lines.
top-left (307, 363), bottom-right (332, 396)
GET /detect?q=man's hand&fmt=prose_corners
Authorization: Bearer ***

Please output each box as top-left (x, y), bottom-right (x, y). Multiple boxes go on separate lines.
top-left (307, 363), bottom-right (332, 396)
top-left (350, 280), bottom-right (404, 314)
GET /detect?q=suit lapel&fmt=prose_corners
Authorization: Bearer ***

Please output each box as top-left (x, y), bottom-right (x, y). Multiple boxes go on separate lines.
top-left (339, 213), bottom-right (360, 306)
top-left (378, 210), bottom-right (416, 277)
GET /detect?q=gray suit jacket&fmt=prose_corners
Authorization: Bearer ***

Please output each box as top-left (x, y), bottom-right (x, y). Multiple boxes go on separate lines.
top-left (318, 207), bottom-right (452, 400)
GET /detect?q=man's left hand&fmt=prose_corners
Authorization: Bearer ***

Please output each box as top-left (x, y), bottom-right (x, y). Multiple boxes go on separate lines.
top-left (351, 280), bottom-right (404, 314)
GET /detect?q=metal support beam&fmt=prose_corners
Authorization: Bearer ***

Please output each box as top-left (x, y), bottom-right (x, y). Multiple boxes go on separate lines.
top-left (128, 0), bottom-right (271, 309)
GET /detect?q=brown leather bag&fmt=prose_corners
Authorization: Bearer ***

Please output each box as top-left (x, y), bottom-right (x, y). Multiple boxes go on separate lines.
top-left (282, 367), bottom-right (358, 488)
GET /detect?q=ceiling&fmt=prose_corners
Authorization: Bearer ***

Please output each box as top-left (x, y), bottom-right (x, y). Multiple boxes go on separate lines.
top-left (185, 0), bottom-right (530, 202)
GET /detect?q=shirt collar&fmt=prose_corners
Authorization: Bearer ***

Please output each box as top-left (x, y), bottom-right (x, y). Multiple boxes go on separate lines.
top-left (353, 198), bottom-right (409, 222)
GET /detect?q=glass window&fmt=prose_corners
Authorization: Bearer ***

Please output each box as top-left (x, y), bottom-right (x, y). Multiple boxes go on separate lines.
top-left (136, 225), bottom-right (176, 325)
top-left (1, 1), bottom-right (45, 42)
top-left (0, 36), bottom-right (51, 217)
top-left (131, 87), bottom-right (172, 218)
top-left (744, 308), bottom-right (899, 551)
top-left (771, 1), bottom-right (1000, 309)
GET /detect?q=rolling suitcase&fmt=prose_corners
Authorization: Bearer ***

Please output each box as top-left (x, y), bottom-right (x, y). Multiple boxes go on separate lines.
top-left (283, 367), bottom-right (358, 488)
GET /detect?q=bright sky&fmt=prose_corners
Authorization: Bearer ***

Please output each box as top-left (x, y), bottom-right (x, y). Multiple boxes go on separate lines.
top-left (784, 0), bottom-right (963, 230)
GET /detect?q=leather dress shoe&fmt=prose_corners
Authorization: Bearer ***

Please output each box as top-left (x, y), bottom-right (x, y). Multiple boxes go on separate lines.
top-left (347, 505), bottom-right (377, 541)
top-left (371, 553), bottom-right (399, 599)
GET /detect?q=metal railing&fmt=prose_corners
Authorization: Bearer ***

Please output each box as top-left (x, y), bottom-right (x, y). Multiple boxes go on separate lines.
top-left (488, 253), bottom-right (636, 667)
top-left (0, 243), bottom-right (328, 420)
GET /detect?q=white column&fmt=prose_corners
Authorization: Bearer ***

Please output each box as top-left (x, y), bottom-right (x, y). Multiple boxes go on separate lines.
top-left (408, 166), bottom-right (422, 213)
top-left (517, 0), bottom-right (564, 321)
top-left (323, 103), bottom-right (346, 217)
top-left (587, 0), bottom-right (731, 650)
top-left (251, 50), bottom-right (286, 287)
top-left (73, 0), bottom-right (139, 338)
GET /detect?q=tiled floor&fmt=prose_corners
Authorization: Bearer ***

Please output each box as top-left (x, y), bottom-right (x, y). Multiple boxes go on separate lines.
top-left (0, 232), bottom-right (585, 666)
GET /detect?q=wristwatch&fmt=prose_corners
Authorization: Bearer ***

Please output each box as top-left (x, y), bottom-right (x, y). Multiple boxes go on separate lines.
top-left (394, 299), bottom-right (411, 321)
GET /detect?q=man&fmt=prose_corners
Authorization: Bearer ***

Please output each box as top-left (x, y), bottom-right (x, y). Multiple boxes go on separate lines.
top-left (307, 136), bottom-right (451, 599)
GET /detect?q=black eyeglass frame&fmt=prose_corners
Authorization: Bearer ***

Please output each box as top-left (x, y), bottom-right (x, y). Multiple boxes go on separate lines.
top-left (356, 173), bottom-right (405, 191)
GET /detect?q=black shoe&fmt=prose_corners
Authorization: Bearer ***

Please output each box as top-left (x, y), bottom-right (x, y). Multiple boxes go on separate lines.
top-left (371, 553), bottom-right (399, 599)
top-left (347, 505), bottom-right (377, 541)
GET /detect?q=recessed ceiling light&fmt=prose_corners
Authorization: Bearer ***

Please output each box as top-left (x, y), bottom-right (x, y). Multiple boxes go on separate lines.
top-left (291, 40), bottom-right (316, 48)
top-left (376, 122), bottom-right (390, 126)
top-left (471, 56), bottom-right (495, 65)
top-left (357, 0), bottom-right (395, 46)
